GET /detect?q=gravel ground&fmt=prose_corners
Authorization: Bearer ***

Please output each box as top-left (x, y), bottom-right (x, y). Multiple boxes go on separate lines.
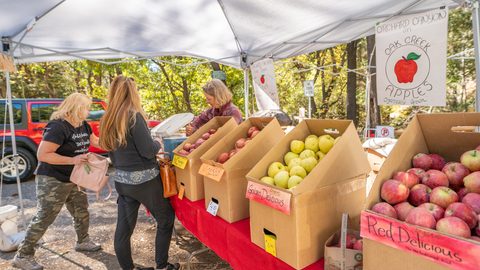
top-left (0, 174), bottom-right (232, 270)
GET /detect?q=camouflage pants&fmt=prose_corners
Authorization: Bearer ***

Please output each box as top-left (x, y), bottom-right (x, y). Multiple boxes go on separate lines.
top-left (17, 175), bottom-right (90, 256)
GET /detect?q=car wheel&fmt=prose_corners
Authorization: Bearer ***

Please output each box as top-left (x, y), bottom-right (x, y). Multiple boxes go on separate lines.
top-left (0, 147), bottom-right (37, 184)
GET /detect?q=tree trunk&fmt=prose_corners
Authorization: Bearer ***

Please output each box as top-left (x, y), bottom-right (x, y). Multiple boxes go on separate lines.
top-left (367, 35), bottom-right (381, 128)
top-left (346, 40), bottom-right (358, 126)
top-left (181, 77), bottom-right (193, 112)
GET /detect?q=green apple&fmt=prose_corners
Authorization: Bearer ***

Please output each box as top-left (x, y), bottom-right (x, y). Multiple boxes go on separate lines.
top-left (316, 151), bottom-right (325, 161)
top-left (260, 176), bottom-right (275, 186)
top-left (334, 136), bottom-right (341, 144)
top-left (284, 152), bottom-right (299, 166)
top-left (300, 157), bottom-right (318, 173)
top-left (299, 149), bottom-right (316, 160)
top-left (290, 140), bottom-right (305, 154)
top-left (289, 165), bottom-right (307, 178)
top-left (268, 162), bottom-right (286, 178)
top-left (304, 135), bottom-right (319, 152)
top-left (288, 175), bottom-right (303, 189)
top-left (274, 171), bottom-right (290, 188)
top-left (287, 158), bottom-right (302, 170)
top-left (318, 134), bottom-right (335, 154)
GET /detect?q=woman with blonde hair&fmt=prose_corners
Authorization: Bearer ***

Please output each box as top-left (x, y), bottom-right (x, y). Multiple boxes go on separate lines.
top-left (99, 76), bottom-right (178, 270)
top-left (186, 79), bottom-right (242, 135)
top-left (13, 93), bottom-right (101, 270)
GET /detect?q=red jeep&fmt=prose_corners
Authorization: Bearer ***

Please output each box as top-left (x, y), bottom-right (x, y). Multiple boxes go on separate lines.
top-left (0, 99), bottom-right (160, 183)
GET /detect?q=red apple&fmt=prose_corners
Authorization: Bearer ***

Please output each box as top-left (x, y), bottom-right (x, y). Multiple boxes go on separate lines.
top-left (393, 171), bottom-right (419, 189)
top-left (380, 180), bottom-right (409, 205)
top-left (429, 154), bottom-right (446, 171)
top-left (408, 184), bottom-right (431, 206)
top-left (217, 152), bottom-right (230, 164)
top-left (188, 148), bottom-right (195, 153)
top-left (436, 217), bottom-right (471, 238)
top-left (247, 126), bottom-right (260, 138)
top-left (442, 162), bottom-right (470, 188)
top-left (405, 207), bottom-right (436, 229)
top-left (201, 132), bottom-right (211, 140)
top-left (407, 168), bottom-right (426, 178)
top-left (183, 143), bottom-right (193, 151)
top-left (394, 202), bottom-right (415, 221)
top-left (421, 170), bottom-right (449, 189)
top-left (228, 149), bottom-right (237, 158)
top-left (394, 55), bottom-right (419, 83)
top-left (470, 236), bottom-right (480, 242)
top-left (353, 239), bottom-right (363, 251)
top-left (462, 193), bottom-right (480, 214)
top-left (457, 187), bottom-right (469, 201)
top-left (412, 153), bottom-right (432, 170)
top-left (445, 202), bottom-right (478, 229)
top-left (461, 150), bottom-right (480, 172)
top-left (430, 187), bottom-right (458, 209)
top-left (209, 128), bottom-right (217, 134)
top-left (235, 138), bottom-right (247, 149)
top-left (371, 202), bottom-right (398, 219)
top-left (178, 149), bottom-right (189, 156)
top-left (250, 130), bottom-right (260, 139)
top-left (476, 214), bottom-right (480, 236)
top-left (464, 171), bottom-right (480, 193)
top-left (419, 203), bottom-right (445, 221)
top-left (195, 138), bottom-right (205, 146)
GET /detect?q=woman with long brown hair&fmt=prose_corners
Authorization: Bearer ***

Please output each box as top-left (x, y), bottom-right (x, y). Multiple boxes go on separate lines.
top-left (100, 76), bottom-right (178, 270)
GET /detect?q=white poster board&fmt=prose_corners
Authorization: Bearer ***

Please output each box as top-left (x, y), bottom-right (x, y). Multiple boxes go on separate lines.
top-left (303, 80), bottom-right (314, 97)
top-left (251, 59), bottom-right (280, 110)
top-left (376, 8), bottom-right (448, 106)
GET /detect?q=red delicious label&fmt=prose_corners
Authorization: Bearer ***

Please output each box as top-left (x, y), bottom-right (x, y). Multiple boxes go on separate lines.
top-left (245, 181), bottom-right (291, 215)
top-left (361, 211), bottom-right (480, 270)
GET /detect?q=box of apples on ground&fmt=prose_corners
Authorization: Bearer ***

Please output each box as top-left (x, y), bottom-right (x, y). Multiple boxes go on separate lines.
top-left (362, 113), bottom-right (480, 270)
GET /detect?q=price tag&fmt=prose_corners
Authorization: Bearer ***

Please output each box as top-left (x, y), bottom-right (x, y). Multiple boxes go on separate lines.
top-left (198, 163), bottom-right (225, 182)
top-left (172, 154), bottom-right (188, 169)
top-left (206, 199), bottom-right (219, 216)
top-left (177, 184), bottom-right (185, 200)
top-left (264, 233), bottom-right (277, 257)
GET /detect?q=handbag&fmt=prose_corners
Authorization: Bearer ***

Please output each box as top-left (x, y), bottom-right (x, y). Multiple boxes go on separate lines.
top-left (158, 157), bottom-right (178, 198)
top-left (70, 153), bottom-right (112, 200)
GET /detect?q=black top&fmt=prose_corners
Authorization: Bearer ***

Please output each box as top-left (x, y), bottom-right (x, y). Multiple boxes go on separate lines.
top-left (35, 119), bottom-right (92, 182)
top-left (109, 113), bottom-right (160, 171)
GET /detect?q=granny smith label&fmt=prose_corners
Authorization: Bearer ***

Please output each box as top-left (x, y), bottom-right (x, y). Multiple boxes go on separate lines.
top-left (376, 8), bottom-right (447, 106)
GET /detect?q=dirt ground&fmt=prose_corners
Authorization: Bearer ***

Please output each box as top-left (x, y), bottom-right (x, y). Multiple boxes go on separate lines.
top-left (0, 175), bottom-right (232, 270)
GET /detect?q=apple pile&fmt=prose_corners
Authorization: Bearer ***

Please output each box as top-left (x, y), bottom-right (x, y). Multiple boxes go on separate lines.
top-left (178, 128), bottom-right (217, 156)
top-left (216, 126), bottom-right (261, 164)
top-left (260, 134), bottom-right (339, 189)
top-left (327, 232), bottom-right (363, 251)
top-left (371, 149), bottom-right (480, 241)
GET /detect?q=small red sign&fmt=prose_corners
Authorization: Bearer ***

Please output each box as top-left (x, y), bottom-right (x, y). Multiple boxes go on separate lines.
top-left (245, 181), bottom-right (292, 215)
top-left (360, 211), bottom-right (480, 270)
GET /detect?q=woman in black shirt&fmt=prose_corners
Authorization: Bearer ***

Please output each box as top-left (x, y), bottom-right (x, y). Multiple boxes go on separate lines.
top-left (13, 93), bottom-right (101, 270)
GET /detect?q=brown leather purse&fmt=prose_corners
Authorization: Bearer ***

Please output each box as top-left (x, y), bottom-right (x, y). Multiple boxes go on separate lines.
top-left (158, 157), bottom-right (178, 198)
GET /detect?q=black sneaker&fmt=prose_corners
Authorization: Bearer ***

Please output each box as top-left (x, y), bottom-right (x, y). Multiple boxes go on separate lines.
top-left (156, 262), bottom-right (180, 270)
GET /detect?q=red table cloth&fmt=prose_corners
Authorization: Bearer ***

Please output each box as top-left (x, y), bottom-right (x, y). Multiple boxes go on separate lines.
top-left (170, 196), bottom-right (324, 270)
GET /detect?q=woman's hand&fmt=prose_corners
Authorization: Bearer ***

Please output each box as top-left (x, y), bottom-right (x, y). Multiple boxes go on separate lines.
top-left (72, 154), bottom-right (89, 165)
top-left (185, 124), bottom-right (193, 136)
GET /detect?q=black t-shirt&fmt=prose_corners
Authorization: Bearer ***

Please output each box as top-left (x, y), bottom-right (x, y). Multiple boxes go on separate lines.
top-left (35, 119), bottom-right (92, 182)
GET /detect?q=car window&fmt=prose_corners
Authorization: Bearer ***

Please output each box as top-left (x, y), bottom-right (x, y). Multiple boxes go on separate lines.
top-left (0, 103), bottom-right (22, 124)
top-left (31, 103), bottom-right (59, 123)
top-left (87, 103), bottom-right (105, 121)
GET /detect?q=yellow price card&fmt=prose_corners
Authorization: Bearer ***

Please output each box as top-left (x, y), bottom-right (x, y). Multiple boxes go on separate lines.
top-left (172, 154), bottom-right (188, 169)
top-left (264, 233), bottom-right (277, 257)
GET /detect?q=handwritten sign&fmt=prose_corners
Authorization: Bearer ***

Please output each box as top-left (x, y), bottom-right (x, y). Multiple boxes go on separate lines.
top-left (198, 163), bottom-right (224, 182)
top-left (361, 210), bottom-right (480, 270)
top-left (172, 154), bottom-right (188, 169)
top-left (245, 181), bottom-right (292, 215)
top-left (264, 233), bottom-right (277, 257)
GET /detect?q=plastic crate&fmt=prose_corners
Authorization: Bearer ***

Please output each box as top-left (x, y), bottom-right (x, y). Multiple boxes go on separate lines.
top-left (163, 136), bottom-right (187, 160)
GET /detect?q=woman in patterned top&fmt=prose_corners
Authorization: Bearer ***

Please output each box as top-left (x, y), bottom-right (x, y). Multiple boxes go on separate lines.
top-left (99, 76), bottom-right (178, 270)
top-left (185, 79), bottom-right (242, 135)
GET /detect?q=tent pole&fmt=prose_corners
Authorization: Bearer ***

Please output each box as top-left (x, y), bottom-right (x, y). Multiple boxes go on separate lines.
top-left (472, 0), bottom-right (480, 112)
top-left (243, 68), bottom-right (249, 119)
top-left (4, 71), bottom-right (27, 229)
top-left (364, 73), bottom-right (372, 139)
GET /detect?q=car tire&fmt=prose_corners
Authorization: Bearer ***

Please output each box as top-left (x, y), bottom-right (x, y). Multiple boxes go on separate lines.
top-left (0, 147), bottom-right (37, 184)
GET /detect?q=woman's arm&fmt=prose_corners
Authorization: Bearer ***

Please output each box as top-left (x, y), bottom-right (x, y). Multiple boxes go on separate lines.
top-left (131, 113), bottom-right (161, 159)
top-left (189, 108), bottom-right (213, 135)
top-left (37, 141), bottom-right (88, 165)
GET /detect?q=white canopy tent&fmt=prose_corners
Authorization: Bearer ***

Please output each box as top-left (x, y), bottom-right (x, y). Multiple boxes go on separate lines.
top-left (0, 0), bottom-right (474, 232)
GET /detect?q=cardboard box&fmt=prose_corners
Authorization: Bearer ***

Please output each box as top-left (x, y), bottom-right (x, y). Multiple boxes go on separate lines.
top-left (324, 215), bottom-right (363, 270)
top-left (200, 117), bottom-right (284, 223)
top-left (246, 119), bottom-right (370, 269)
top-left (173, 116), bottom-right (237, 201)
top-left (362, 113), bottom-right (480, 270)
